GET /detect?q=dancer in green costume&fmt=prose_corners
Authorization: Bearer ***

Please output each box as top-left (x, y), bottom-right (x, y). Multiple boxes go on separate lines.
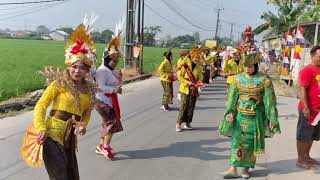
top-left (219, 52), bottom-right (281, 179)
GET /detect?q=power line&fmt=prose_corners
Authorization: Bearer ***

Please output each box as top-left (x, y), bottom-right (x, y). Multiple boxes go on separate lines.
top-left (170, 0), bottom-right (216, 30)
top-left (0, 0), bottom-right (69, 21)
top-left (161, 0), bottom-right (215, 32)
top-left (0, 3), bottom-right (38, 11)
top-left (226, 7), bottom-right (260, 16)
top-left (145, 2), bottom-right (218, 34)
top-left (220, 19), bottom-right (246, 28)
top-left (0, 1), bottom-right (61, 18)
top-left (0, 2), bottom-right (59, 16)
top-left (144, 2), bottom-right (196, 33)
top-left (0, 0), bottom-right (66, 6)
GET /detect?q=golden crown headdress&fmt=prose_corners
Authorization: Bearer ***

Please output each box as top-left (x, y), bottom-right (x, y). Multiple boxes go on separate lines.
top-left (65, 14), bottom-right (98, 66)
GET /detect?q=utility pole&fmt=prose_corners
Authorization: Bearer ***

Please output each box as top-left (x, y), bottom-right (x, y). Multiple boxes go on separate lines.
top-left (214, 8), bottom-right (223, 39)
top-left (125, 0), bottom-right (135, 68)
top-left (137, 0), bottom-right (141, 71)
top-left (230, 23), bottom-right (234, 43)
top-left (140, 0), bottom-right (145, 74)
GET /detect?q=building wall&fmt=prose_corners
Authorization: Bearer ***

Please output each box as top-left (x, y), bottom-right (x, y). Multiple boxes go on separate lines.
top-left (49, 32), bottom-right (68, 41)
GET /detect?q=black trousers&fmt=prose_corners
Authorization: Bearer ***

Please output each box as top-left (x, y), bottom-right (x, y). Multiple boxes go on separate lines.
top-left (43, 137), bottom-right (79, 180)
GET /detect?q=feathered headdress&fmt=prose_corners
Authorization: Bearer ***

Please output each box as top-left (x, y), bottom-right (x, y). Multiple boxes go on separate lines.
top-left (104, 16), bottom-right (125, 57)
top-left (65, 14), bottom-right (98, 66)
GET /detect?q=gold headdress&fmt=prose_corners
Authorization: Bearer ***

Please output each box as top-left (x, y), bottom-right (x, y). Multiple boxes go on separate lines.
top-left (104, 17), bottom-right (125, 57)
top-left (65, 14), bottom-right (98, 66)
top-left (234, 46), bottom-right (245, 54)
top-left (190, 47), bottom-right (202, 59)
top-left (244, 53), bottom-right (261, 66)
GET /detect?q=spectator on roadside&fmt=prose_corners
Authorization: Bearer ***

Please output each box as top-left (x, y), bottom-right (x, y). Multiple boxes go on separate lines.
top-left (296, 45), bottom-right (320, 169)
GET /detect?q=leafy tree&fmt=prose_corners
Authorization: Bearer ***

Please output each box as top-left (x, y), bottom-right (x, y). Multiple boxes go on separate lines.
top-left (101, 29), bottom-right (113, 43)
top-left (166, 32), bottom-right (201, 48)
top-left (298, 5), bottom-right (320, 22)
top-left (91, 31), bottom-right (103, 43)
top-left (143, 26), bottom-right (162, 46)
top-left (36, 25), bottom-right (50, 37)
top-left (255, 0), bottom-right (320, 35)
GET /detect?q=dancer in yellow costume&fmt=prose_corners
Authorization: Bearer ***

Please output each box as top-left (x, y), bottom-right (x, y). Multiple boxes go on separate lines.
top-left (176, 50), bottom-right (190, 100)
top-left (176, 48), bottom-right (203, 132)
top-left (202, 48), bottom-right (214, 85)
top-left (30, 19), bottom-right (97, 180)
top-left (158, 49), bottom-right (175, 111)
top-left (223, 49), bottom-right (245, 91)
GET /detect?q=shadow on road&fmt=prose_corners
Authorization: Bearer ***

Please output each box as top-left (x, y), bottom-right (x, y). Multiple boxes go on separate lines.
top-left (198, 97), bottom-right (225, 101)
top-left (201, 88), bottom-right (226, 92)
top-left (117, 138), bottom-right (230, 161)
top-left (256, 158), bottom-right (320, 175)
top-left (249, 169), bottom-right (269, 178)
top-left (195, 106), bottom-right (225, 110)
top-left (200, 92), bottom-right (227, 96)
top-left (193, 126), bottom-right (219, 131)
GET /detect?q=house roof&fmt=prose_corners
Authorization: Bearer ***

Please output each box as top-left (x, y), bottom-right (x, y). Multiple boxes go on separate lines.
top-left (50, 30), bottom-right (69, 36)
top-left (299, 21), bottom-right (320, 26)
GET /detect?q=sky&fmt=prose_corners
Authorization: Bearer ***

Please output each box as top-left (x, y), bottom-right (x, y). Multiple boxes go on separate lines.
top-left (0, 0), bottom-right (276, 40)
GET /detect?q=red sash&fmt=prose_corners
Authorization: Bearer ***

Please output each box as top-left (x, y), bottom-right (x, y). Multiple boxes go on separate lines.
top-left (105, 93), bottom-right (121, 121)
top-left (182, 63), bottom-right (199, 97)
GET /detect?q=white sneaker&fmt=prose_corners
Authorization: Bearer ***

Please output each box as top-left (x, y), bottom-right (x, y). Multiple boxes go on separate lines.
top-left (95, 145), bottom-right (114, 159)
top-left (176, 124), bottom-right (183, 132)
top-left (160, 105), bottom-right (169, 111)
top-left (177, 93), bottom-right (181, 101)
top-left (95, 145), bottom-right (109, 157)
top-left (183, 124), bottom-right (193, 130)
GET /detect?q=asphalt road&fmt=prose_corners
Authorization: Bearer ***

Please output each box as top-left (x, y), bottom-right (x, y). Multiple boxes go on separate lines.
top-left (0, 77), bottom-right (266, 180)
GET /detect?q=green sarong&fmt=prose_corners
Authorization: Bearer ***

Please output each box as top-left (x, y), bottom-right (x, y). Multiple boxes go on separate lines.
top-left (177, 92), bottom-right (197, 124)
top-left (161, 81), bottom-right (173, 105)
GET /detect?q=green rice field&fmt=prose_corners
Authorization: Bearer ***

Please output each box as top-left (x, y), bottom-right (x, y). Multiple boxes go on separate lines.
top-left (0, 38), bottom-right (180, 101)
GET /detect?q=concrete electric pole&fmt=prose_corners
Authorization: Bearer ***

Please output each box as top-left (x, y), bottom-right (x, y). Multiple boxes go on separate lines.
top-left (125, 0), bottom-right (144, 74)
top-left (125, 0), bottom-right (135, 68)
top-left (230, 23), bottom-right (234, 43)
top-left (214, 8), bottom-right (223, 39)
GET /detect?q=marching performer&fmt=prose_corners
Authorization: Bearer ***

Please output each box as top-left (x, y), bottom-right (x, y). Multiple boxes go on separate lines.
top-left (176, 48), bottom-right (203, 132)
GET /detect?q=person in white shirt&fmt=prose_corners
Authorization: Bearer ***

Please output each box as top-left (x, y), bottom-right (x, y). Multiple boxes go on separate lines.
top-left (95, 36), bottom-right (123, 159)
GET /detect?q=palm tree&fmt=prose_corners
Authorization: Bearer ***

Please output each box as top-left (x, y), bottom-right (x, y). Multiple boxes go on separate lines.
top-left (253, 0), bottom-right (307, 35)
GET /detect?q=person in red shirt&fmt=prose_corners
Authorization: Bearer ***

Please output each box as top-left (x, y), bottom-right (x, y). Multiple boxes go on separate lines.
top-left (297, 46), bottom-right (320, 169)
